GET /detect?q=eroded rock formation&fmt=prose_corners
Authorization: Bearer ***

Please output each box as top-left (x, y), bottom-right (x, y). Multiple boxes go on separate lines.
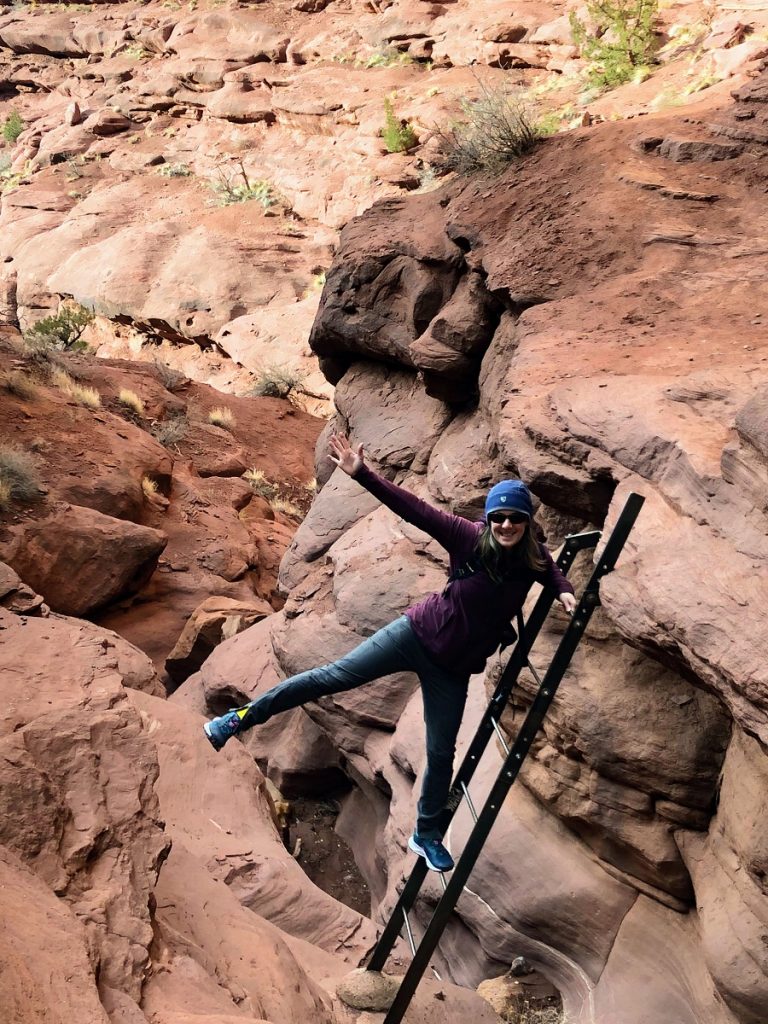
top-left (186, 66), bottom-right (768, 1024)
top-left (0, 329), bottom-right (320, 677)
top-left (3, 3), bottom-right (768, 1023)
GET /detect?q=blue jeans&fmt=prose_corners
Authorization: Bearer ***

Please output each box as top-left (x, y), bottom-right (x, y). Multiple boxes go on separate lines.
top-left (236, 616), bottom-right (469, 839)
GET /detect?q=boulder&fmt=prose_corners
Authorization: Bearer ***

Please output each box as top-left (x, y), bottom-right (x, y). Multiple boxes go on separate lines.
top-left (0, 607), bottom-right (169, 999)
top-left (3, 504), bottom-right (167, 616)
top-left (0, 559), bottom-right (46, 615)
top-left (85, 109), bottom-right (133, 137)
top-left (165, 594), bottom-right (273, 684)
top-left (0, 847), bottom-right (111, 1024)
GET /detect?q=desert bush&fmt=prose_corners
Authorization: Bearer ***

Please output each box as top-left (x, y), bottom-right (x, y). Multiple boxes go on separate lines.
top-left (118, 388), bottom-right (144, 416)
top-left (153, 357), bottom-right (187, 392)
top-left (2, 111), bottom-right (23, 144)
top-left (122, 43), bottom-right (150, 60)
top-left (52, 369), bottom-right (101, 408)
top-left (243, 468), bottom-right (278, 501)
top-left (570, 0), bottom-right (659, 88)
top-left (157, 162), bottom-right (192, 178)
top-left (433, 80), bottom-right (540, 175)
top-left (209, 162), bottom-right (275, 209)
top-left (0, 446), bottom-right (42, 511)
top-left (151, 413), bottom-right (187, 449)
top-left (364, 45), bottom-right (413, 68)
top-left (0, 154), bottom-right (28, 194)
top-left (208, 406), bottom-right (236, 429)
top-left (24, 304), bottom-right (94, 352)
top-left (272, 495), bottom-right (303, 519)
top-left (250, 364), bottom-right (305, 400)
top-left (2, 370), bottom-right (37, 400)
top-left (382, 97), bottom-right (419, 153)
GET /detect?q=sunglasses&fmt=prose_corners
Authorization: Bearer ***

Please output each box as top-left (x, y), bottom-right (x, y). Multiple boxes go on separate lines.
top-left (487, 511), bottom-right (529, 525)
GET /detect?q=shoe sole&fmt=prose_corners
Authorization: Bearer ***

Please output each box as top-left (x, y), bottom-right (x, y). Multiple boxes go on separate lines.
top-left (203, 722), bottom-right (223, 752)
top-left (408, 834), bottom-right (454, 873)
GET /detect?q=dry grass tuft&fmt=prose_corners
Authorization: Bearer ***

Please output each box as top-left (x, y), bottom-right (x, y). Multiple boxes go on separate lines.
top-left (141, 475), bottom-right (159, 498)
top-left (433, 78), bottom-right (540, 175)
top-left (208, 406), bottom-right (236, 430)
top-left (0, 478), bottom-right (12, 511)
top-left (52, 369), bottom-right (101, 408)
top-left (243, 467), bottom-right (278, 500)
top-left (2, 370), bottom-right (37, 400)
top-left (272, 496), bottom-right (303, 519)
top-left (151, 413), bottom-right (187, 449)
top-left (118, 388), bottom-right (145, 416)
top-left (0, 446), bottom-right (43, 511)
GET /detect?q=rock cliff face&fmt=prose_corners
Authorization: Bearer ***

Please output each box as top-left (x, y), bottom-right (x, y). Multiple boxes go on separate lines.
top-left (0, 568), bottom-right (500, 1024)
top-left (186, 68), bottom-right (768, 1023)
top-left (0, 328), bottom-right (320, 678)
top-left (3, 2), bottom-right (768, 1023)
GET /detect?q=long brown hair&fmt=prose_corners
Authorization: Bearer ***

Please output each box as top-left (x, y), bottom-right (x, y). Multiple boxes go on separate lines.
top-left (476, 521), bottom-right (547, 583)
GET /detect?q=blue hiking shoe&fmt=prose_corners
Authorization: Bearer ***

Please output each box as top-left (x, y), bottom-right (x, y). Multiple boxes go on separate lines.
top-left (203, 709), bottom-right (244, 752)
top-left (408, 833), bottom-right (454, 873)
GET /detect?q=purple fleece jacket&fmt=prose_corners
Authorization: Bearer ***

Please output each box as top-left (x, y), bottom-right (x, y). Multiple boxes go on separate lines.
top-left (354, 464), bottom-right (574, 676)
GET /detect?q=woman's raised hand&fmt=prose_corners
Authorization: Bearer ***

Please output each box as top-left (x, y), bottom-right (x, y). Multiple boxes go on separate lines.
top-left (328, 432), bottom-right (365, 477)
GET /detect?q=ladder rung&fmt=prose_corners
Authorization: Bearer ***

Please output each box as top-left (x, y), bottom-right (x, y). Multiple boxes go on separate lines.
top-left (460, 782), bottom-right (478, 823)
top-left (402, 907), bottom-right (416, 956)
top-left (527, 660), bottom-right (543, 687)
top-left (490, 716), bottom-right (510, 756)
top-left (438, 871), bottom-right (448, 891)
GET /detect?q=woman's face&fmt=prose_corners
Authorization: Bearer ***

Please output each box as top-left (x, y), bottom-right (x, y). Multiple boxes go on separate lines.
top-left (489, 512), bottom-right (528, 549)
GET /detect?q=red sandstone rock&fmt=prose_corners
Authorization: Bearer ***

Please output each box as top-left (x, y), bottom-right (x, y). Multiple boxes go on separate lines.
top-left (0, 847), bottom-right (111, 1024)
top-left (165, 594), bottom-right (272, 683)
top-left (0, 334), bottom-right (320, 671)
top-left (4, 503), bottom-right (167, 616)
top-left (3, 5), bottom-right (768, 1023)
top-left (0, 606), bottom-right (169, 999)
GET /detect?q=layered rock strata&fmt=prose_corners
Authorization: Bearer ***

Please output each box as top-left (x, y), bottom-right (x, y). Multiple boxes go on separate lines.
top-left (187, 69), bottom-right (768, 1023)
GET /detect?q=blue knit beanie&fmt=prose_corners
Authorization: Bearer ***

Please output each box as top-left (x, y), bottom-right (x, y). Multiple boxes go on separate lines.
top-left (484, 480), bottom-right (533, 520)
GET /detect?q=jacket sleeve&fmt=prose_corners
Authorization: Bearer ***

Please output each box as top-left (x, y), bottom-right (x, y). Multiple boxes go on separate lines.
top-left (353, 464), bottom-right (478, 554)
top-left (538, 545), bottom-right (575, 596)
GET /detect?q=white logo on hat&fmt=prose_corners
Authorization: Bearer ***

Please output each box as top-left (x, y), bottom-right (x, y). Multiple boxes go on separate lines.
top-left (500, 496), bottom-right (507, 502)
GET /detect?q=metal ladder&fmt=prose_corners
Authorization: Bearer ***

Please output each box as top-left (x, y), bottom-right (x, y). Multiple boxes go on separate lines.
top-left (365, 492), bottom-right (645, 1024)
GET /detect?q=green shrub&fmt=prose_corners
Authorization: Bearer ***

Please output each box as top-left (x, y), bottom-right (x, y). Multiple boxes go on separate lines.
top-left (433, 81), bottom-right (540, 175)
top-left (209, 163), bottom-right (275, 209)
top-left (2, 111), bottom-right (24, 144)
top-left (364, 46), bottom-right (413, 69)
top-left (157, 162), bottom-right (192, 178)
top-left (0, 446), bottom-right (42, 511)
top-left (570, 0), bottom-right (659, 89)
top-left (382, 97), bottom-right (419, 153)
top-left (24, 304), bottom-right (94, 352)
top-left (250, 364), bottom-right (305, 400)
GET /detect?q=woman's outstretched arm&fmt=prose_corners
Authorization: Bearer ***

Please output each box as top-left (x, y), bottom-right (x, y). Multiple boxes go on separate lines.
top-left (328, 433), bottom-right (477, 553)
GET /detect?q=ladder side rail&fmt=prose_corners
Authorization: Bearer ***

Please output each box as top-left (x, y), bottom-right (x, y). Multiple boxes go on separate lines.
top-left (366, 528), bottom-right (599, 973)
top-left (380, 494), bottom-right (644, 1024)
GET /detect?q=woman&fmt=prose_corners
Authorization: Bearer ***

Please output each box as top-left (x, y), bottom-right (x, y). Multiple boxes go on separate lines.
top-left (204, 433), bottom-right (576, 872)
